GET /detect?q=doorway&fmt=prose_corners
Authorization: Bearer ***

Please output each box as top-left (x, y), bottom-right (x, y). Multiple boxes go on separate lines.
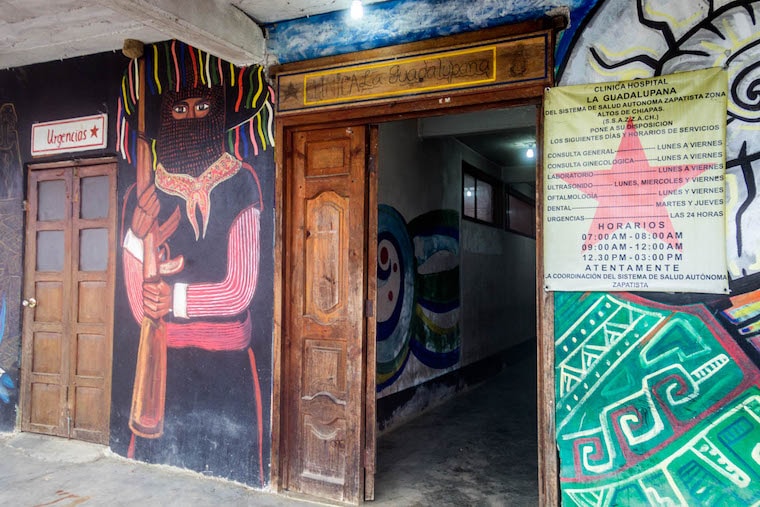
top-left (278, 107), bottom-right (542, 504)
top-left (280, 126), bottom-right (377, 504)
top-left (20, 158), bottom-right (117, 445)
top-left (272, 18), bottom-right (562, 505)
top-left (371, 108), bottom-right (539, 504)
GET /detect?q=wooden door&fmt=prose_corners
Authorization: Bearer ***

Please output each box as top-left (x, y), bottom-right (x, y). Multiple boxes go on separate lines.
top-left (283, 125), bottom-right (376, 504)
top-left (21, 159), bottom-right (116, 445)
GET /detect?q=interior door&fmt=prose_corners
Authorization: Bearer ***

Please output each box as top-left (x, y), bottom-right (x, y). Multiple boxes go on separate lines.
top-left (20, 159), bottom-right (116, 445)
top-left (283, 125), bottom-right (376, 504)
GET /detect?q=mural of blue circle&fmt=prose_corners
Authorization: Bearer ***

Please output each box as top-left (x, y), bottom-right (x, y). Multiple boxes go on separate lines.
top-left (377, 204), bottom-right (415, 390)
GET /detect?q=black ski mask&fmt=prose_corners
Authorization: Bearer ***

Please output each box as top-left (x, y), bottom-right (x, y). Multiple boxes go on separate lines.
top-left (155, 84), bottom-right (226, 177)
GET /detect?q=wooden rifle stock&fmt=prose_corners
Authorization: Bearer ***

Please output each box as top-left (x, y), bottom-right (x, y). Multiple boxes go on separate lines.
top-left (129, 56), bottom-right (167, 439)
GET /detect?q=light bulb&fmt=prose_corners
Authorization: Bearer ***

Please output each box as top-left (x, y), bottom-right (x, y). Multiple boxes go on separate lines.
top-left (350, 0), bottom-right (364, 19)
top-left (526, 147), bottom-right (535, 159)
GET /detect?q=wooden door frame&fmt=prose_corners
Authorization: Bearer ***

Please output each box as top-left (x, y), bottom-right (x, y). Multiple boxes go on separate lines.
top-left (270, 17), bottom-right (565, 505)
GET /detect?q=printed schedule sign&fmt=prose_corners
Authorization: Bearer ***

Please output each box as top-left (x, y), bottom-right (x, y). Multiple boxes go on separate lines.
top-left (543, 68), bottom-right (728, 293)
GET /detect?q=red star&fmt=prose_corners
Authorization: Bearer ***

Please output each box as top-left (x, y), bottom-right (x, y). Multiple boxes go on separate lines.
top-left (90, 125), bottom-right (99, 138)
top-left (555, 118), bottom-right (715, 248)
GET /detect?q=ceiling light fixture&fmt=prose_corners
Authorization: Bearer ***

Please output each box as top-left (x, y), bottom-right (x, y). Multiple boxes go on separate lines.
top-left (526, 146), bottom-right (535, 159)
top-left (350, 0), bottom-right (364, 19)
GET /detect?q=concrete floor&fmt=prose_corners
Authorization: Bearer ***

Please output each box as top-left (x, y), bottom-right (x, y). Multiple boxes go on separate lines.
top-left (0, 353), bottom-right (537, 506)
top-left (372, 352), bottom-right (538, 506)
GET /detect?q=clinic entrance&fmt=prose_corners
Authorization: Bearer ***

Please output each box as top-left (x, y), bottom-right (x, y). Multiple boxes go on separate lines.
top-left (272, 17), bottom-right (565, 505)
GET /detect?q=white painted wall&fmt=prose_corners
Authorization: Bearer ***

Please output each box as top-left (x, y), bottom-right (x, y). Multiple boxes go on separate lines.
top-left (459, 143), bottom-right (537, 365)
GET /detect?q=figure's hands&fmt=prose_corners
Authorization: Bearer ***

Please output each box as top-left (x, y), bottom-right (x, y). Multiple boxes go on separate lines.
top-left (131, 185), bottom-right (159, 239)
top-left (131, 185), bottom-right (182, 256)
top-left (143, 278), bottom-right (173, 320)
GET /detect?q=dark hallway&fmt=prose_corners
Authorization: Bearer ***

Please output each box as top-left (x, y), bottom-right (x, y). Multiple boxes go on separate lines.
top-left (373, 350), bottom-right (538, 506)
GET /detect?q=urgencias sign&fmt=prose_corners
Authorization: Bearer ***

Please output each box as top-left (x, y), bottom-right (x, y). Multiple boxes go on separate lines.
top-left (31, 114), bottom-right (107, 157)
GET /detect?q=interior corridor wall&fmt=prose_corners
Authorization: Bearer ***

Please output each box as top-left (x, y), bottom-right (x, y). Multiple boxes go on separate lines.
top-left (460, 191), bottom-right (536, 365)
top-left (376, 119), bottom-right (536, 408)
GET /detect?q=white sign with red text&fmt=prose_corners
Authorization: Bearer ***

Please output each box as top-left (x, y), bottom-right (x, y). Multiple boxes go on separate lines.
top-left (31, 114), bottom-right (107, 156)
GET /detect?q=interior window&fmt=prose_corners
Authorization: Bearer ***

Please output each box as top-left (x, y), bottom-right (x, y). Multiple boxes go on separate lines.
top-left (462, 162), bottom-right (500, 226)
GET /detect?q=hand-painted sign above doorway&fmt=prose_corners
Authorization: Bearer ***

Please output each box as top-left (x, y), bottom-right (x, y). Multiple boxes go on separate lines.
top-left (31, 113), bottom-right (108, 156)
top-left (273, 28), bottom-right (551, 113)
top-left (543, 67), bottom-right (728, 293)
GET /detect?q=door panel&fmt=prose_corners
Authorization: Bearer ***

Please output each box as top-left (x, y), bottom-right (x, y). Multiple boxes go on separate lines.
top-left (21, 161), bottom-right (116, 445)
top-left (305, 192), bottom-right (348, 321)
top-left (284, 126), bottom-right (373, 504)
top-left (24, 169), bottom-right (70, 437)
top-left (69, 163), bottom-right (115, 442)
top-left (33, 281), bottom-right (64, 322)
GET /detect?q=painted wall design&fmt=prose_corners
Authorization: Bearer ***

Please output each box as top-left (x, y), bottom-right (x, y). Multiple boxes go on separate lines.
top-left (556, 292), bottom-right (760, 505)
top-left (556, 0), bottom-right (760, 504)
top-left (0, 103), bottom-right (22, 428)
top-left (0, 296), bottom-right (15, 404)
top-left (2, 0), bottom-right (758, 500)
top-left (111, 41), bottom-right (275, 488)
top-left (0, 104), bottom-right (23, 200)
top-left (266, 0), bottom-right (598, 64)
top-left (559, 0), bottom-right (760, 282)
top-left (377, 205), bottom-right (460, 393)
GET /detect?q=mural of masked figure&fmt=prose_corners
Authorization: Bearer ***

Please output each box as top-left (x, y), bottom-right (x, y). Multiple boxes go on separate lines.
top-left (118, 42), bottom-right (272, 487)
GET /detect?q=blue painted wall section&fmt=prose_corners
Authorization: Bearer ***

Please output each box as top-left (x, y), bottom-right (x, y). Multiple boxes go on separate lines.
top-left (265, 0), bottom-right (597, 64)
top-left (0, 296), bottom-right (15, 405)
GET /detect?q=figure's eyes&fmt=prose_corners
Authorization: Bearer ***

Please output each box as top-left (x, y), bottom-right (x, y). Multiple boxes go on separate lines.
top-left (171, 98), bottom-right (210, 119)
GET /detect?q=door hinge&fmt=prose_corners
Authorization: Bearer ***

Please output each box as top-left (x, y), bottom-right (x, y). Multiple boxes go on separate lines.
top-left (365, 299), bottom-right (374, 318)
top-left (22, 200), bottom-right (29, 212)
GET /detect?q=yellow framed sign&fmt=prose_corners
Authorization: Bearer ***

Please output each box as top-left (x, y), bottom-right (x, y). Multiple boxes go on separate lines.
top-left (543, 67), bottom-right (728, 293)
top-left (275, 32), bottom-right (550, 113)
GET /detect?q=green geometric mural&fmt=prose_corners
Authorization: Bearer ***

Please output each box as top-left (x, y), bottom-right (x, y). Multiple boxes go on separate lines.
top-left (555, 292), bottom-right (760, 506)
